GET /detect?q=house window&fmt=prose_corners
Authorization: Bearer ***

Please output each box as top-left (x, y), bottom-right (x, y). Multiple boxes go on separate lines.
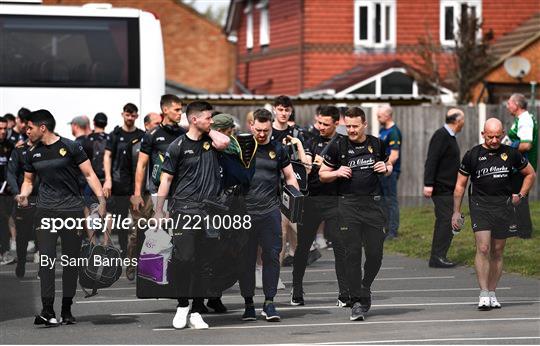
top-left (257, 0), bottom-right (270, 46)
top-left (354, 0), bottom-right (396, 48)
top-left (245, 1), bottom-right (253, 50)
top-left (338, 68), bottom-right (418, 97)
top-left (440, 0), bottom-right (481, 46)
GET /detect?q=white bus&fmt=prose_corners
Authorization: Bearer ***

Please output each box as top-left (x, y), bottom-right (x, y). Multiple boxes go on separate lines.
top-left (0, 2), bottom-right (165, 137)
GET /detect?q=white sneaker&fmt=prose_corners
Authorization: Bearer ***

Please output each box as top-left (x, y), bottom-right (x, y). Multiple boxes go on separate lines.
top-left (478, 296), bottom-right (491, 310)
top-left (34, 251), bottom-right (40, 264)
top-left (315, 237), bottom-right (327, 250)
top-left (277, 277), bottom-right (286, 290)
top-left (172, 306), bottom-right (190, 329)
top-left (0, 253), bottom-right (15, 265)
top-left (27, 241), bottom-right (36, 253)
top-left (489, 293), bottom-right (501, 309)
top-left (255, 266), bottom-right (263, 289)
top-left (188, 312), bottom-right (209, 329)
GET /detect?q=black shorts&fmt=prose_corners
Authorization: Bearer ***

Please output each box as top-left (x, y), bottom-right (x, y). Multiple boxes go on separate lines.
top-left (469, 202), bottom-right (516, 239)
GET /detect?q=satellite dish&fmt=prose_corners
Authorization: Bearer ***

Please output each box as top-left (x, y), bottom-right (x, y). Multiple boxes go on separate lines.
top-left (504, 57), bottom-right (531, 79)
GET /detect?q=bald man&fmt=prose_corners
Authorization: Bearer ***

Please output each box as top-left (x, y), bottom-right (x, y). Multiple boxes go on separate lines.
top-left (423, 109), bottom-right (465, 268)
top-left (453, 118), bottom-right (535, 310)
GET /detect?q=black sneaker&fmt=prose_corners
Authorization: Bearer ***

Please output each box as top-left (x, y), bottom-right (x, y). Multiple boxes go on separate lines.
top-left (241, 305), bottom-right (256, 321)
top-left (350, 302), bottom-right (365, 321)
top-left (60, 311), bottom-right (77, 325)
top-left (34, 312), bottom-right (60, 327)
top-left (261, 303), bottom-right (280, 322)
top-left (191, 300), bottom-right (209, 314)
top-left (207, 298), bottom-right (227, 313)
top-left (290, 295), bottom-right (304, 306)
top-left (359, 295), bottom-right (371, 313)
top-left (282, 255), bottom-right (294, 267)
top-left (306, 249), bottom-right (322, 266)
top-left (290, 287), bottom-right (305, 306)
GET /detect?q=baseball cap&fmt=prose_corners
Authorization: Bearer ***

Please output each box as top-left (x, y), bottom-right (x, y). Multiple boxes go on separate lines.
top-left (211, 113), bottom-right (235, 130)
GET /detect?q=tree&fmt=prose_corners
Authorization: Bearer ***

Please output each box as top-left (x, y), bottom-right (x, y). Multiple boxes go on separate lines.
top-left (408, 25), bottom-right (444, 103)
top-left (453, 4), bottom-right (493, 104)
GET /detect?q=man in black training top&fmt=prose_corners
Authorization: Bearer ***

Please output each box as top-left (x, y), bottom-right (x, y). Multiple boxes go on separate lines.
top-left (291, 105), bottom-right (349, 307)
top-left (0, 117), bottom-right (15, 265)
top-left (423, 109), bottom-right (465, 268)
top-left (7, 121), bottom-right (38, 277)
top-left (8, 107), bottom-right (30, 146)
top-left (128, 94), bottom-right (185, 281)
top-left (16, 109), bottom-right (106, 327)
top-left (453, 118), bottom-right (535, 310)
top-left (239, 108), bottom-right (299, 323)
top-left (103, 103), bottom-right (145, 257)
top-left (319, 106), bottom-right (393, 322)
top-left (154, 101), bottom-right (230, 330)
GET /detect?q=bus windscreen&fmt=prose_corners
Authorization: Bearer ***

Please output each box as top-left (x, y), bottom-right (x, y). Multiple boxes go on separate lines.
top-left (0, 15), bottom-right (140, 88)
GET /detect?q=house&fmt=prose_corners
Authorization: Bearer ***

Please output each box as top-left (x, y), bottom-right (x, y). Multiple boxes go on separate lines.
top-left (44, 0), bottom-right (236, 93)
top-left (225, 0), bottom-right (539, 101)
top-left (470, 13), bottom-right (540, 104)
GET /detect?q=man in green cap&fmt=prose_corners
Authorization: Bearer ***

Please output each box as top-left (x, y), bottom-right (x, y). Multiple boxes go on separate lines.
top-left (211, 113), bottom-right (236, 136)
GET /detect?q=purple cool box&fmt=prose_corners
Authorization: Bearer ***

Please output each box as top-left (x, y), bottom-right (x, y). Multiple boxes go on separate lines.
top-left (138, 254), bottom-right (168, 285)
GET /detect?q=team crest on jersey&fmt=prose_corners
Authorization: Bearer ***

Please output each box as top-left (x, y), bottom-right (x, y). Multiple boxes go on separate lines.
top-left (59, 148), bottom-right (67, 156)
top-left (203, 142), bottom-right (210, 150)
top-left (269, 150), bottom-right (276, 159)
top-left (501, 153), bottom-right (508, 161)
top-left (368, 146), bottom-right (373, 153)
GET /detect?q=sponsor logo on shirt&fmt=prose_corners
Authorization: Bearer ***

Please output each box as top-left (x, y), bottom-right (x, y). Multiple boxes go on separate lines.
top-left (479, 156), bottom-right (487, 161)
top-left (501, 153), bottom-right (508, 161)
top-left (368, 146), bottom-right (373, 153)
top-left (203, 142), bottom-right (210, 151)
top-left (476, 165), bottom-right (509, 179)
top-left (348, 157), bottom-right (375, 169)
top-left (33, 153), bottom-right (41, 158)
top-left (156, 137), bottom-right (165, 142)
top-left (269, 150), bottom-right (276, 159)
top-left (59, 148), bottom-right (67, 156)
top-left (183, 150), bottom-right (194, 155)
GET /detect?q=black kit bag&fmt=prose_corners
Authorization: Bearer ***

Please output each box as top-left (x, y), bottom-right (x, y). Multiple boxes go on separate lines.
top-left (78, 231), bottom-right (122, 298)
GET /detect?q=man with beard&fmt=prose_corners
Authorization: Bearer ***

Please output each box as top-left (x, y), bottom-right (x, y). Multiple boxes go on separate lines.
top-left (154, 101), bottom-right (230, 330)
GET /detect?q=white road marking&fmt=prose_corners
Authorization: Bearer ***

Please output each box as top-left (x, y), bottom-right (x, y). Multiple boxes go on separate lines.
top-left (152, 317), bottom-right (540, 331)
top-left (317, 336), bottom-right (540, 344)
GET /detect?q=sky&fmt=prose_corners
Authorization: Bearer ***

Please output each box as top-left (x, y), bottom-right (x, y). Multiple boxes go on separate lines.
top-left (185, 0), bottom-right (230, 25)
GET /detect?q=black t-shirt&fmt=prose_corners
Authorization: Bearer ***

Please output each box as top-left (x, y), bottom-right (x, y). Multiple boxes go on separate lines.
top-left (7, 129), bottom-right (26, 146)
top-left (459, 144), bottom-right (528, 207)
top-left (106, 126), bottom-right (144, 192)
top-left (244, 141), bottom-right (290, 214)
top-left (161, 134), bottom-right (222, 213)
top-left (24, 137), bottom-right (88, 211)
top-left (7, 142), bottom-right (31, 195)
top-left (84, 131), bottom-right (109, 181)
top-left (271, 125), bottom-right (305, 144)
top-left (323, 135), bottom-right (388, 196)
top-left (140, 124), bottom-right (186, 193)
top-left (0, 139), bottom-right (14, 189)
top-left (304, 134), bottom-right (340, 196)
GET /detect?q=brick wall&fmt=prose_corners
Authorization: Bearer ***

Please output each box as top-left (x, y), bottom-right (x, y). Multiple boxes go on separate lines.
top-left (44, 0), bottom-right (235, 93)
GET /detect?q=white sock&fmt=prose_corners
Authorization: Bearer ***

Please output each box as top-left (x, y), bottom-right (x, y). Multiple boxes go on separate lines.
top-left (488, 291), bottom-right (496, 298)
top-left (480, 290), bottom-right (489, 297)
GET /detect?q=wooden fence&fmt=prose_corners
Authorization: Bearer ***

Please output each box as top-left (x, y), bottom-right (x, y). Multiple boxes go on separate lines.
top-left (210, 103), bottom-right (539, 204)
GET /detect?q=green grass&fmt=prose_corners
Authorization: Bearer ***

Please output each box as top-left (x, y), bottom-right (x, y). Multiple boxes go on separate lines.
top-left (384, 201), bottom-right (540, 278)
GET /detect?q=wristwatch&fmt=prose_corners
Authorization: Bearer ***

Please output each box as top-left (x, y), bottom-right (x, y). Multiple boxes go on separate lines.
top-left (518, 193), bottom-right (526, 199)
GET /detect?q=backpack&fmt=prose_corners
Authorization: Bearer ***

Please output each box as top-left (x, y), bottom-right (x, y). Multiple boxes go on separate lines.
top-left (78, 232), bottom-right (122, 298)
top-left (90, 133), bottom-right (107, 181)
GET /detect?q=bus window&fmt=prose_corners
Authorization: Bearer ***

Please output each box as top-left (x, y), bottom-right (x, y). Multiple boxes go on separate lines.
top-left (0, 15), bottom-right (140, 88)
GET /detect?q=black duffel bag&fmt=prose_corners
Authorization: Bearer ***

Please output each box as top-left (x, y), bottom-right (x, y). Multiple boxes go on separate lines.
top-left (79, 232), bottom-right (122, 298)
